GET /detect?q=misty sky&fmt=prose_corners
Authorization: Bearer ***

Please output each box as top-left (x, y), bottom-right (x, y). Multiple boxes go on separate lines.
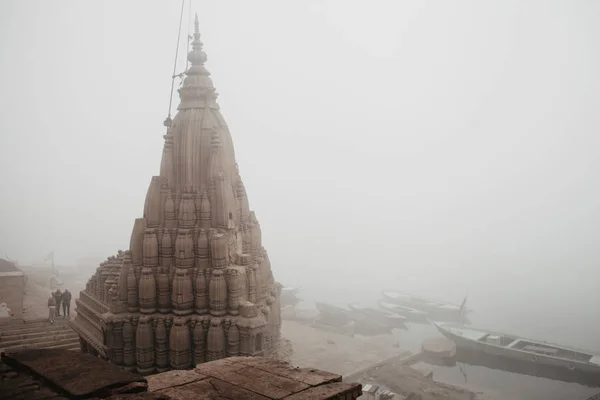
top-left (1, 1), bottom-right (599, 336)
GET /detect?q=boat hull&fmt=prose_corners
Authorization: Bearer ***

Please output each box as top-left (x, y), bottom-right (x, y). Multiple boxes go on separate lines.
top-left (377, 300), bottom-right (429, 324)
top-left (381, 291), bottom-right (469, 323)
top-left (347, 304), bottom-right (408, 330)
top-left (435, 323), bottom-right (600, 377)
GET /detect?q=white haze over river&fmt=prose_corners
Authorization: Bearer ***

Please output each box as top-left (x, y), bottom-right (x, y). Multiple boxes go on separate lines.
top-left (1, 0), bottom-right (599, 356)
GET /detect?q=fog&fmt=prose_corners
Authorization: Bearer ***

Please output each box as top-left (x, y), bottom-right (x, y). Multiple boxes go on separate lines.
top-left (1, 1), bottom-right (599, 349)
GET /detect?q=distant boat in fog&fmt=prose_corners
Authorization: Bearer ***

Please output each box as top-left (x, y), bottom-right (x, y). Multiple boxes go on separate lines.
top-left (347, 303), bottom-right (408, 329)
top-left (434, 321), bottom-right (600, 379)
top-left (381, 291), bottom-right (471, 323)
top-left (378, 299), bottom-right (429, 323)
top-left (314, 302), bottom-right (407, 334)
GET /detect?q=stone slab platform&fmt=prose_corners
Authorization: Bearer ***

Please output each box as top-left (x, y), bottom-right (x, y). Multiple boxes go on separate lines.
top-left (1, 349), bottom-right (147, 398)
top-left (147, 356), bottom-right (362, 400)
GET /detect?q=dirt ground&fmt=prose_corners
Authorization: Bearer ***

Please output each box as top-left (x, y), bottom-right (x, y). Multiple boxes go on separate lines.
top-left (282, 319), bottom-right (407, 377)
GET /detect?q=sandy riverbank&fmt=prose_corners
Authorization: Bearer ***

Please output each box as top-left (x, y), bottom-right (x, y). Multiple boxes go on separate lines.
top-left (282, 319), bottom-right (479, 399)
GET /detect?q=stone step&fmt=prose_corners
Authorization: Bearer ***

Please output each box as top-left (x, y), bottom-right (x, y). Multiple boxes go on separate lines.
top-left (1, 317), bottom-right (72, 330)
top-left (0, 331), bottom-right (79, 348)
top-left (0, 337), bottom-right (80, 354)
top-left (0, 321), bottom-right (73, 337)
top-left (0, 327), bottom-right (75, 344)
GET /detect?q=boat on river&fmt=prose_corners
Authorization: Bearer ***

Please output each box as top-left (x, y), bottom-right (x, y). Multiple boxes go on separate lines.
top-left (378, 299), bottom-right (429, 323)
top-left (347, 303), bottom-right (407, 329)
top-left (314, 302), bottom-right (402, 335)
top-left (434, 322), bottom-right (600, 376)
top-left (381, 291), bottom-right (471, 322)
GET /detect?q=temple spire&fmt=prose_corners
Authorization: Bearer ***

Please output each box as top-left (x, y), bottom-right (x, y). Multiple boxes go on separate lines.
top-left (187, 13), bottom-right (208, 75)
top-left (178, 11), bottom-right (216, 110)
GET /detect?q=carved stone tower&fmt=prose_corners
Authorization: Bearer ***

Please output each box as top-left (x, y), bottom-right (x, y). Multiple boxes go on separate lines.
top-left (71, 15), bottom-right (282, 374)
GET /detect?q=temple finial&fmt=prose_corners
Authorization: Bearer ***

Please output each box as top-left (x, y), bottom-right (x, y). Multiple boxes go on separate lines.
top-left (194, 13), bottom-right (199, 35)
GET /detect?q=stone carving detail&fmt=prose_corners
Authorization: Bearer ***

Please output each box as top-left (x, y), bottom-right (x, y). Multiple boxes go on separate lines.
top-left (169, 318), bottom-right (191, 370)
top-left (70, 13), bottom-right (281, 375)
top-left (135, 316), bottom-right (155, 375)
top-left (123, 317), bottom-right (135, 368)
top-left (172, 268), bottom-right (193, 315)
top-left (194, 269), bottom-right (208, 314)
top-left (227, 268), bottom-right (243, 315)
top-left (127, 266), bottom-right (139, 312)
top-left (157, 270), bottom-right (171, 313)
top-left (155, 318), bottom-right (169, 372)
top-left (227, 322), bottom-right (240, 357)
top-left (209, 269), bottom-right (227, 316)
top-left (207, 318), bottom-right (225, 361)
top-left (192, 319), bottom-right (206, 365)
top-left (138, 268), bottom-right (157, 314)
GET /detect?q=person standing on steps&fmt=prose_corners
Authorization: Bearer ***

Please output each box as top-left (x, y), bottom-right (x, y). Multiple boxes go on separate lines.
top-left (54, 289), bottom-right (62, 317)
top-left (62, 289), bottom-right (72, 318)
top-left (47, 294), bottom-right (56, 323)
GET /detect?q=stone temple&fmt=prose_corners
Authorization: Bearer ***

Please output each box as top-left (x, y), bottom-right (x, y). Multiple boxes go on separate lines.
top-left (71, 15), bottom-right (282, 374)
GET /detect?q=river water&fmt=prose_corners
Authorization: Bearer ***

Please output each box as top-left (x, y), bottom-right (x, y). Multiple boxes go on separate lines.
top-left (289, 290), bottom-right (600, 400)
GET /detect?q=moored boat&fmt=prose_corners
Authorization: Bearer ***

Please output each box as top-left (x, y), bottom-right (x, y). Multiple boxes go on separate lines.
top-left (434, 322), bottom-right (600, 376)
top-left (347, 303), bottom-right (407, 329)
top-left (381, 291), bottom-right (471, 323)
top-left (378, 299), bottom-right (429, 323)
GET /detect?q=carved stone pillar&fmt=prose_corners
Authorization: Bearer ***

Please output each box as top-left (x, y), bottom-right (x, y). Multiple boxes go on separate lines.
top-left (161, 229), bottom-right (174, 269)
top-left (227, 268), bottom-right (242, 315)
top-left (157, 270), bottom-right (171, 313)
top-left (194, 269), bottom-right (208, 314)
top-left (135, 316), bottom-right (155, 375)
top-left (142, 229), bottom-right (159, 269)
top-left (194, 229), bottom-right (210, 270)
top-left (155, 318), bottom-right (169, 372)
top-left (192, 319), bottom-right (206, 366)
top-left (179, 194), bottom-right (197, 228)
top-left (123, 317), bottom-right (135, 369)
top-left (175, 229), bottom-right (194, 269)
top-left (138, 267), bottom-right (157, 314)
top-left (199, 191), bottom-right (211, 231)
top-left (227, 323), bottom-right (240, 357)
top-left (112, 320), bottom-right (124, 365)
top-left (164, 193), bottom-right (176, 230)
top-left (172, 268), bottom-right (193, 315)
top-left (239, 327), bottom-right (251, 356)
top-left (247, 265), bottom-right (257, 304)
top-left (207, 318), bottom-right (225, 361)
top-left (209, 269), bottom-right (227, 316)
top-left (127, 266), bottom-right (139, 312)
top-left (169, 318), bottom-right (192, 370)
top-left (210, 233), bottom-right (228, 268)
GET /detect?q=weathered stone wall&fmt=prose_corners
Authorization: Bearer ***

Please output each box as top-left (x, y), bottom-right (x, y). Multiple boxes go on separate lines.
top-left (0, 273), bottom-right (25, 320)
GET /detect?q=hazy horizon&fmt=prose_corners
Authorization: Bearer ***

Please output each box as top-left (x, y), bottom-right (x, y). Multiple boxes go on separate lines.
top-left (1, 0), bottom-right (599, 350)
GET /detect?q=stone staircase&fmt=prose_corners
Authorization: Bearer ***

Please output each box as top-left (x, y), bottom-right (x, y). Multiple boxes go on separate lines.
top-left (0, 318), bottom-right (80, 354)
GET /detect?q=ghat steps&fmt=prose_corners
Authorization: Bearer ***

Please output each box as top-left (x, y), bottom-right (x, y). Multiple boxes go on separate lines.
top-left (0, 318), bottom-right (80, 353)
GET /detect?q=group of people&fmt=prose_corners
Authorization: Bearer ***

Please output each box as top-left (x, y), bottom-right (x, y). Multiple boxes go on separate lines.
top-left (47, 288), bottom-right (72, 323)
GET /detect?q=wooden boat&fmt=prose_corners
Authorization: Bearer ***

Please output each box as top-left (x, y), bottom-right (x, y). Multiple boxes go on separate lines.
top-left (434, 322), bottom-right (600, 376)
top-left (315, 302), bottom-right (398, 335)
top-left (381, 291), bottom-right (471, 322)
top-left (378, 299), bottom-right (429, 323)
top-left (347, 303), bottom-right (407, 329)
